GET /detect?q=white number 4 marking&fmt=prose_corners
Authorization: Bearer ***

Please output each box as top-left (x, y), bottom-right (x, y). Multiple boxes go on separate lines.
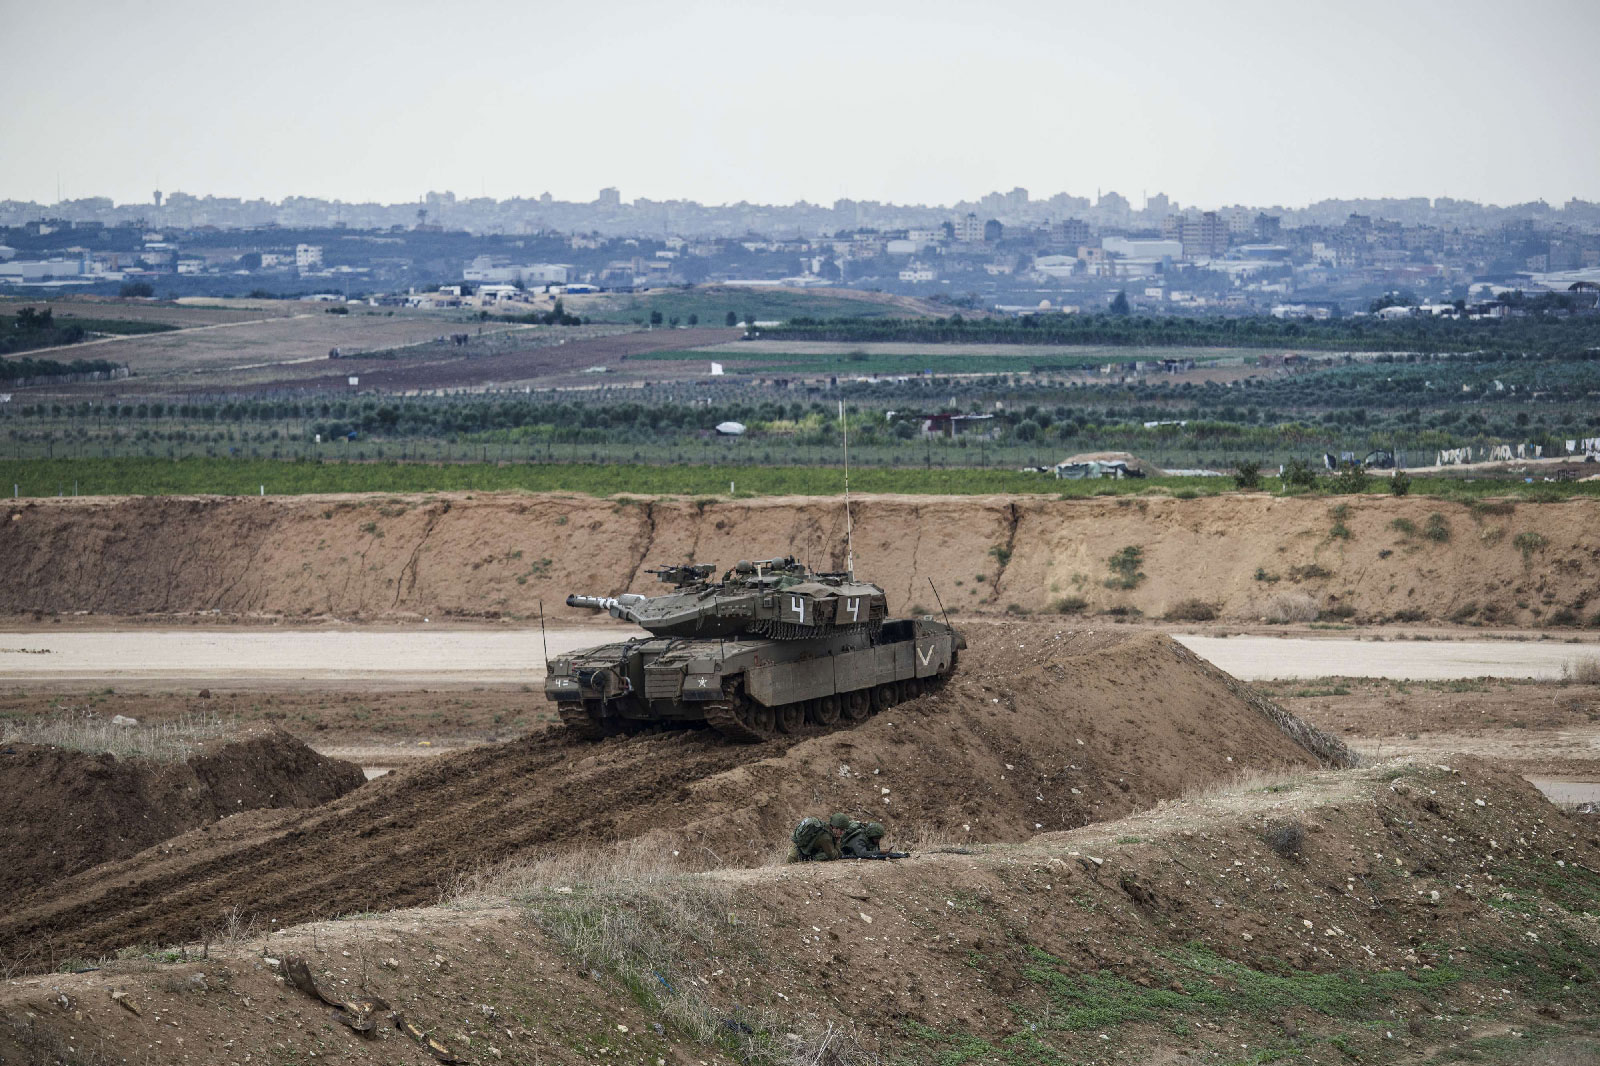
top-left (845, 598), bottom-right (860, 622)
top-left (789, 595), bottom-right (805, 620)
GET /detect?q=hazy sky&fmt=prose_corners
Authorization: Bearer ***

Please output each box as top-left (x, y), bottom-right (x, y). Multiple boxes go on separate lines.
top-left (3, 0), bottom-right (1597, 210)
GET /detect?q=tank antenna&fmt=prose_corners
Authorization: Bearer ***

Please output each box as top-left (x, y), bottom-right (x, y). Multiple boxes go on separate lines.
top-left (538, 599), bottom-right (550, 669)
top-left (840, 399), bottom-right (854, 579)
top-left (928, 577), bottom-right (951, 627)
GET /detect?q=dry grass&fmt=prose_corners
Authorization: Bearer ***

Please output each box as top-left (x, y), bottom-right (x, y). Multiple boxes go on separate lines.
top-left (1561, 657), bottom-right (1600, 684)
top-left (1, 710), bottom-right (232, 762)
top-left (452, 842), bottom-right (877, 1064)
top-left (1262, 591), bottom-right (1320, 624)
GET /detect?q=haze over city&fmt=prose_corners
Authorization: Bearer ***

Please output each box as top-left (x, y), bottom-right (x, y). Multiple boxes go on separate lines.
top-left (3, 0), bottom-right (1598, 209)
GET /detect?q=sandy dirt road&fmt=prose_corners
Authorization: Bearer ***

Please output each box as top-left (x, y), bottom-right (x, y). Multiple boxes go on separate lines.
top-left (1174, 634), bottom-right (1598, 680)
top-left (2, 627), bottom-right (1595, 685)
top-left (0, 627), bottom-right (641, 686)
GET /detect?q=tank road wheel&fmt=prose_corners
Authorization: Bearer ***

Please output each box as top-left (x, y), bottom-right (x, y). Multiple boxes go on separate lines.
top-left (873, 684), bottom-right (897, 713)
top-left (814, 695), bottom-right (841, 726)
top-left (844, 690), bottom-right (871, 722)
top-left (748, 704), bottom-right (776, 735)
top-left (776, 703), bottom-right (805, 734)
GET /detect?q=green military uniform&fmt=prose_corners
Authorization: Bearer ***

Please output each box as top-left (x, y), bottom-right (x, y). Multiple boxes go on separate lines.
top-left (839, 820), bottom-right (887, 858)
top-left (786, 813), bottom-right (850, 863)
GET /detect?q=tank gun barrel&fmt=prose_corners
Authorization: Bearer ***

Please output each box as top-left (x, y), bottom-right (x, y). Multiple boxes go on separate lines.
top-left (566, 593), bottom-right (647, 622)
top-left (565, 594), bottom-right (613, 611)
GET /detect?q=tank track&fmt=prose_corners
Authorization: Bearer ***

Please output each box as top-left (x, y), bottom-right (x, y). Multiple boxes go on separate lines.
top-left (702, 697), bottom-right (766, 744)
top-left (556, 701), bottom-right (609, 740)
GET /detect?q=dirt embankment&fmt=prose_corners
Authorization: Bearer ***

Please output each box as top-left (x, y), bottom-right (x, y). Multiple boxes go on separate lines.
top-left (0, 729), bottom-right (363, 902)
top-left (4, 491), bottom-right (1596, 626)
top-left (2, 758), bottom-right (1595, 1066)
top-left (0, 625), bottom-right (1345, 973)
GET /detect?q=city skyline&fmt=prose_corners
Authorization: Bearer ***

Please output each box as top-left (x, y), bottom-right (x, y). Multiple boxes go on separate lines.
top-left (3, 0), bottom-right (1597, 210)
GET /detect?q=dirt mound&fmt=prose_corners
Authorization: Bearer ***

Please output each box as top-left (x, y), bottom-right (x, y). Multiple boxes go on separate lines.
top-left (4, 757), bottom-right (1596, 1066)
top-left (0, 623), bottom-right (1344, 973)
top-left (0, 729), bottom-right (363, 902)
top-left (4, 490), bottom-right (1596, 626)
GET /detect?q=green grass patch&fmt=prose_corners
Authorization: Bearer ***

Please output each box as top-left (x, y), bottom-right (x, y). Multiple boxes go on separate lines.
top-left (0, 457), bottom-right (1228, 498)
top-left (1022, 944), bottom-right (1461, 1031)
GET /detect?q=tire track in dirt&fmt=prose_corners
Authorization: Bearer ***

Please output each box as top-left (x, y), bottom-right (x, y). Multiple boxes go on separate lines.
top-left (0, 726), bottom-right (800, 970)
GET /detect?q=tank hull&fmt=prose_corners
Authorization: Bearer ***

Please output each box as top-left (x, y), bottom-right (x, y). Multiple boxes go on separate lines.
top-left (545, 618), bottom-right (963, 742)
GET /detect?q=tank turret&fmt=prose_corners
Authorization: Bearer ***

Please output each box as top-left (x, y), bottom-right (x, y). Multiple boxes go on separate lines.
top-left (564, 556), bottom-right (887, 640)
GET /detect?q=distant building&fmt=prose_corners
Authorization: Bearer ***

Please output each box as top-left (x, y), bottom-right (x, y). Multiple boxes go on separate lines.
top-left (953, 212), bottom-right (984, 243)
top-left (295, 244), bottom-right (324, 272)
top-left (597, 187), bottom-right (621, 207)
top-left (1162, 211), bottom-right (1229, 258)
top-left (1050, 218), bottom-right (1090, 248)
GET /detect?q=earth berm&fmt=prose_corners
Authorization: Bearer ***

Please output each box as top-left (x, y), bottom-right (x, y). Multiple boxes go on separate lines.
top-left (2, 757), bottom-right (1595, 1065)
top-left (4, 491), bottom-right (1598, 626)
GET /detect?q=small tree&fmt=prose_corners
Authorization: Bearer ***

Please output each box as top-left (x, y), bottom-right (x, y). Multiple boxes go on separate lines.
top-left (1282, 458), bottom-right (1318, 490)
top-left (725, 310), bottom-right (737, 327)
top-left (649, 310), bottom-right (664, 326)
top-left (119, 281), bottom-right (154, 298)
top-left (1331, 461), bottom-right (1370, 494)
top-left (687, 313), bottom-right (698, 326)
top-left (1390, 469), bottom-right (1412, 497)
top-left (1109, 290), bottom-right (1131, 316)
top-left (1233, 460), bottom-right (1261, 490)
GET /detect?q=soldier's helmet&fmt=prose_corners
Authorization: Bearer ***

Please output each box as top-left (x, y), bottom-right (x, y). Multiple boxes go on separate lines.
top-left (828, 813), bottom-right (852, 830)
top-left (864, 822), bottom-right (885, 841)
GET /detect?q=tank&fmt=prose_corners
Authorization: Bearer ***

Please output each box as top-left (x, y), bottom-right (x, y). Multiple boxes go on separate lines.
top-left (546, 556), bottom-right (965, 742)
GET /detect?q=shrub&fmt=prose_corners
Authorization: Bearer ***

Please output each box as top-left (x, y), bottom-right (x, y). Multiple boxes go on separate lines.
top-left (1320, 603), bottom-right (1357, 620)
top-left (1330, 462), bottom-right (1369, 494)
top-left (1513, 531), bottom-right (1549, 562)
top-left (1389, 469), bottom-right (1412, 496)
top-left (1232, 460), bottom-right (1262, 490)
top-left (1262, 592), bottom-right (1320, 624)
top-left (1329, 521), bottom-right (1351, 540)
top-left (1053, 595), bottom-right (1089, 614)
top-left (1288, 563), bottom-right (1331, 581)
top-left (1449, 602), bottom-right (1479, 622)
top-left (1253, 567), bottom-right (1281, 583)
top-left (989, 544), bottom-right (1013, 567)
top-left (1165, 598), bottom-right (1218, 622)
top-left (1549, 608), bottom-right (1581, 627)
top-left (1471, 499), bottom-right (1517, 518)
top-left (1388, 517), bottom-right (1418, 537)
top-left (1263, 820), bottom-right (1305, 859)
top-left (1423, 513), bottom-right (1451, 543)
top-left (1562, 658), bottom-right (1600, 684)
top-left (1106, 545), bottom-right (1145, 589)
top-left (1282, 458), bottom-right (1318, 489)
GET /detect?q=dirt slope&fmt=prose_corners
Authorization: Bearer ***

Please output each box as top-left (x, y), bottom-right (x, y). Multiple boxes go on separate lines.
top-left (4, 491), bottom-right (1596, 626)
top-left (0, 729), bottom-right (363, 901)
top-left (0, 624), bottom-right (1344, 974)
top-left (2, 758), bottom-right (1595, 1066)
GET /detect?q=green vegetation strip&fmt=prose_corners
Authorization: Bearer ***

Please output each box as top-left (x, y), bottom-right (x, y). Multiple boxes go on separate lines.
top-left (3, 458), bottom-right (1599, 500)
top-left (6, 457), bottom-right (1600, 500)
